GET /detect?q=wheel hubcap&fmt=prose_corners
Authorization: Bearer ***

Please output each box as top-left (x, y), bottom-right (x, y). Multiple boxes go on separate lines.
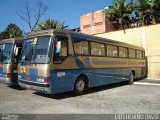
top-left (76, 80), bottom-right (85, 92)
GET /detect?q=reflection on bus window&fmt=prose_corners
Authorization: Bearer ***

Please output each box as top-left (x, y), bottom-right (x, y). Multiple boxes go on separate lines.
top-left (59, 41), bottom-right (67, 57)
top-left (54, 36), bottom-right (68, 64)
top-left (119, 47), bottom-right (128, 58)
top-left (73, 38), bottom-right (89, 55)
top-left (0, 44), bottom-right (4, 62)
top-left (31, 36), bottom-right (51, 64)
top-left (2, 44), bottom-right (13, 64)
top-left (137, 50), bottom-right (143, 59)
top-left (21, 40), bottom-right (33, 61)
top-left (129, 49), bottom-right (136, 58)
top-left (91, 42), bottom-right (105, 56)
top-left (107, 45), bottom-right (117, 57)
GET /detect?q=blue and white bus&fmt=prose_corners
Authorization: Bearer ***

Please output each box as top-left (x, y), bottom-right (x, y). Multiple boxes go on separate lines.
top-left (0, 38), bottom-right (23, 86)
top-left (18, 29), bottom-right (146, 95)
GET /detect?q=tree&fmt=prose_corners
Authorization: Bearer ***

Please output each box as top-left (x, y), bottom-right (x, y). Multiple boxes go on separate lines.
top-left (134, 0), bottom-right (152, 26)
top-left (5, 23), bottom-right (22, 38)
top-left (38, 18), bottom-right (68, 30)
top-left (0, 23), bottom-right (22, 40)
top-left (0, 31), bottom-right (8, 40)
top-left (105, 0), bottom-right (135, 29)
top-left (147, 0), bottom-right (160, 24)
top-left (17, 0), bottom-right (48, 32)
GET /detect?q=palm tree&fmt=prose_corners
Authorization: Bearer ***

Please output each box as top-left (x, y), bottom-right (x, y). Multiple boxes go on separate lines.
top-left (105, 0), bottom-right (135, 29)
top-left (147, 0), bottom-right (160, 24)
top-left (38, 19), bottom-right (68, 30)
top-left (134, 0), bottom-right (152, 26)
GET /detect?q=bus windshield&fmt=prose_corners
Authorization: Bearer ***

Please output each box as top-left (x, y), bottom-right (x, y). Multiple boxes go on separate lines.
top-left (0, 44), bottom-right (4, 62)
top-left (1, 43), bottom-right (13, 64)
top-left (21, 40), bottom-right (33, 62)
top-left (30, 36), bottom-right (52, 64)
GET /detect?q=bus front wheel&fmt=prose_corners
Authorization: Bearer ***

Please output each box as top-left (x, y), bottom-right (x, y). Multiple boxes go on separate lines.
top-left (73, 76), bottom-right (87, 95)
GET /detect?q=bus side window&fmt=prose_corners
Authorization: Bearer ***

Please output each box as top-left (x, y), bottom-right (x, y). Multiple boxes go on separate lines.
top-left (107, 45), bottom-right (118, 57)
top-left (136, 50), bottom-right (143, 59)
top-left (91, 42), bottom-right (105, 56)
top-left (54, 36), bottom-right (68, 64)
top-left (119, 47), bottom-right (128, 58)
top-left (73, 38), bottom-right (89, 55)
top-left (129, 49), bottom-right (136, 58)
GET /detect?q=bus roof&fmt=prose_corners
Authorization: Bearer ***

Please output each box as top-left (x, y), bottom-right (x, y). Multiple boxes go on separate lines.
top-left (26, 29), bottom-right (144, 51)
top-left (0, 37), bottom-right (23, 44)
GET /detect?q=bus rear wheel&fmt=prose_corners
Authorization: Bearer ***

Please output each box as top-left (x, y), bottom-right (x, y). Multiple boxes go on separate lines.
top-left (73, 76), bottom-right (87, 95)
top-left (128, 72), bottom-right (135, 84)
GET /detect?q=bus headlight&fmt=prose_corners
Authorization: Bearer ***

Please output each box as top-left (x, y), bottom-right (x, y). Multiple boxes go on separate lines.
top-left (37, 77), bottom-right (49, 83)
top-left (18, 75), bottom-right (21, 79)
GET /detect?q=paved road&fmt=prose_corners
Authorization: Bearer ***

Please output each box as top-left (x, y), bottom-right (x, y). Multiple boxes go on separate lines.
top-left (0, 79), bottom-right (160, 114)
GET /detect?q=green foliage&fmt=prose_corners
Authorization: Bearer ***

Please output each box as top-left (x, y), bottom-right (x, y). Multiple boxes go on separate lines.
top-left (147, 0), bottom-right (160, 24)
top-left (105, 0), bottom-right (160, 28)
top-left (38, 19), bottom-right (68, 30)
top-left (105, 0), bottom-right (135, 29)
top-left (0, 23), bottom-right (22, 40)
top-left (135, 0), bottom-right (151, 25)
top-left (5, 24), bottom-right (22, 38)
top-left (0, 31), bottom-right (8, 40)
top-left (135, 0), bottom-right (160, 25)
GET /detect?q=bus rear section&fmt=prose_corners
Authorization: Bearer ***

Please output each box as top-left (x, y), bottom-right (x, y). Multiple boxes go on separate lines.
top-left (18, 29), bottom-right (146, 95)
top-left (0, 38), bottom-right (23, 86)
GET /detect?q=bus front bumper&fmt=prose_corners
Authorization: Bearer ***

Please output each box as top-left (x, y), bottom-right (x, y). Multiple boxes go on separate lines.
top-left (18, 79), bottom-right (51, 94)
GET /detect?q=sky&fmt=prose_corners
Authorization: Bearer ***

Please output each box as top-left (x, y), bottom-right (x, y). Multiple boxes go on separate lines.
top-left (0, 0), bottom-right (114, 32)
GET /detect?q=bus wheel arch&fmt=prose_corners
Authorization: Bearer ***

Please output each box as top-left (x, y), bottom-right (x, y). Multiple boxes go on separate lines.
top-left (73, 74), bottom-right (89, 95)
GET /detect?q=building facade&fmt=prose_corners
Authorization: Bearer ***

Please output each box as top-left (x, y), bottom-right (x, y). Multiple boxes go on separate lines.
top-left (95, 24), bottom-right (160, 79)
top-left (80, 10), bottom-right (118, 35)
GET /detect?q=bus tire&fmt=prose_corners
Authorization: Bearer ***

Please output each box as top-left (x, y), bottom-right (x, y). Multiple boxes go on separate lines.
top-left (73, 76), bottom-right (87, 95)
top-left (128, 72), bottom-right (135, 84)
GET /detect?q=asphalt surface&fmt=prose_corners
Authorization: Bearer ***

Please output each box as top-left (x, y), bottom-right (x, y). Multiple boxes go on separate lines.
top-left (0, 79), bottom-right (160, 114)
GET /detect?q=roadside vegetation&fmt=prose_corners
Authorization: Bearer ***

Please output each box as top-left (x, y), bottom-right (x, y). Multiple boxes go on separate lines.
top-left (105, 0), bottom-right (160, 29)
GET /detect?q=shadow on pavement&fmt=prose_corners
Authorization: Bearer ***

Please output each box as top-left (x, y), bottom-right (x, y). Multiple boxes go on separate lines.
top-left (8, 85), bottom-right (25, 90)
top-left (33, 81), bottom-right (129, 100)
top-left (135, 78), bottom-right (160, 84)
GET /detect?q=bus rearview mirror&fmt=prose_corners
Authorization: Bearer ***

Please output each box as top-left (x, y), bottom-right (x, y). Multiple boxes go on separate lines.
top-left (56, 41), bottom-right (61, 53)
top-left (15, 47), bottom-right (19, 56)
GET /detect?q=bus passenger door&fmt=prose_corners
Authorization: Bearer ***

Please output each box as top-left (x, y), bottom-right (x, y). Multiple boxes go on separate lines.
top-left (51, 35), bottom-right (69, 93)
